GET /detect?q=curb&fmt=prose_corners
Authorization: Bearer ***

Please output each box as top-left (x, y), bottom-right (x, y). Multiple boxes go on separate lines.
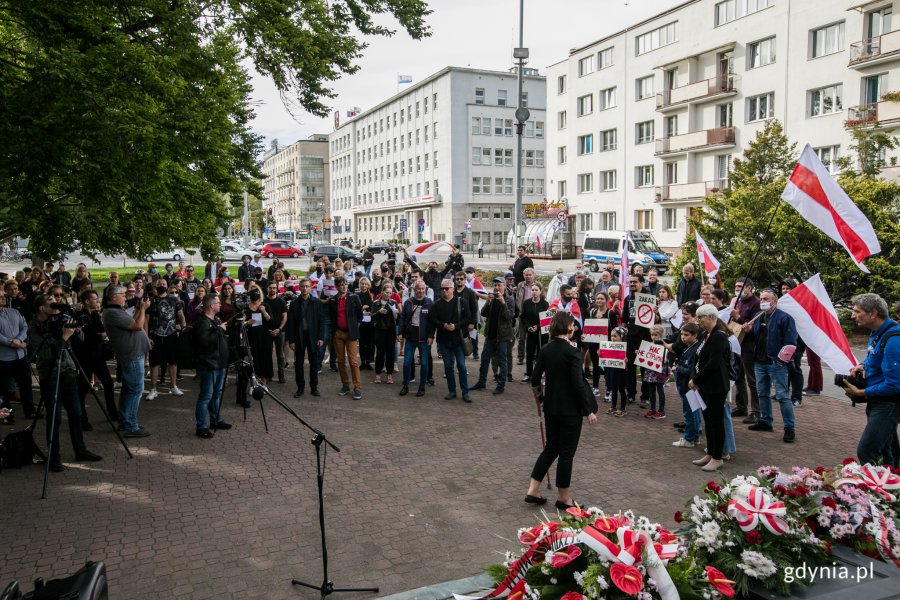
top-left (378, 574), bottom-right (494, 600)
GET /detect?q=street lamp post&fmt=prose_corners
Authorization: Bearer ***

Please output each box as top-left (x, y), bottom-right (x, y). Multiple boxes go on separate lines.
top-left (513, 0), bottom-right (529, 250)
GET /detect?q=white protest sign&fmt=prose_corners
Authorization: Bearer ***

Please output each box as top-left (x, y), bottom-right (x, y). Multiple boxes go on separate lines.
top-left (582, 319), bottom-right (609, 344)
top-left (598, 341), bottom-right (627, 368)
top-left (636, 340), bottom-right (667, 373)
top-left (634, 292), bottom-right (657, 330)
top-left (686, 389), bottom-right (707, 412)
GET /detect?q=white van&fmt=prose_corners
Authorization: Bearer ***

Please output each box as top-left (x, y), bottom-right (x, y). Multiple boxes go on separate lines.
top-left (581, 230), bottom-right (671, 274)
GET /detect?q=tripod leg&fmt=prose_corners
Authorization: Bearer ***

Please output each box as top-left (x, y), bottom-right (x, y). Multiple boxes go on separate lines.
top-left (41, 359), bottom-right (64, 500)
top-left (68, 348), bottom-right (133, 458)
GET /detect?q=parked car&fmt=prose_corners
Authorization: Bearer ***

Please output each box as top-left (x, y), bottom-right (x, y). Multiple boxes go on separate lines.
top-left (365, 242), bottom-right (390, 254)
top-left (144, 248), bottom-right (192, 262)
top-left (218, 242), bottom-right (253, 262)
top-left (260, 240), bottom-right (304, 258)
top-left (313, 245), bottom-right (363, 262)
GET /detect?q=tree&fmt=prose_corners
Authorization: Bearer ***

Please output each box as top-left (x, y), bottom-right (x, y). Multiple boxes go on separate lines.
top-left (0, 1), bottom-right (431, 260)
top-left (848, 125), bottom-right (899, 176)
top-left (682, 120), bottom-right (900, 303)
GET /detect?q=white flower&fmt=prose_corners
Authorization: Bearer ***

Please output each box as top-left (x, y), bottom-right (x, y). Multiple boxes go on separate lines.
top-left (646, 577), bottom-right (657, 590)
top-left (818, 514), bottom-right (831, 527)
top-left (549, 577), bottom-right (558, 585)
top-left (573, 571), bottom-right (585, 587)
top-left (597, 575), bottom-right (609, 590)
top-left (637, 592), bottom-right (653, 600)
top-left (822, 506), bottom-right (834, 517)
top-left (696, 520), bottom-right (722, 548)
top-left (737, 550), bottom-right (777, 579)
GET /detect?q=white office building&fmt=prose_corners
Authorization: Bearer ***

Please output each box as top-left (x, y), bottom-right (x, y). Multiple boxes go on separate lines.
top-left (328, 66), bottom-right (546, 249)
top-left (261, 135), bottom-right (330, 239)
top-left (547, 0), bottom-right (900, 252)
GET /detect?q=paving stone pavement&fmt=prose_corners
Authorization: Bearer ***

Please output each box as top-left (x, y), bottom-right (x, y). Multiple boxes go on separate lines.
top-left (0, 359), bottom-right (867, 598)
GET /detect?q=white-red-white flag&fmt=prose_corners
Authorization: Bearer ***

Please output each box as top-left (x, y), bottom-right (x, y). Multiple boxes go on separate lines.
top-left (619, 236), bottom-right (630, 301)
top-left (781, 144), bottom-right (881, 272)
top-left (695, 231), bottom-right (721, 277)
top-left (778, 273), bottom-right (857, 375)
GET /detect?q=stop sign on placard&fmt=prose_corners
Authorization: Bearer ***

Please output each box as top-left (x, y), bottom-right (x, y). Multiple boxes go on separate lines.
top-left (634, 292), bottom-right (657, 329)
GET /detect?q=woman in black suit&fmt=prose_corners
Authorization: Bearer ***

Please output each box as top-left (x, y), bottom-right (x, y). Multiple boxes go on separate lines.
top-left (689, 304), bottom-right (731, 472)
top-left (525, 311), bottom-right (598, 509)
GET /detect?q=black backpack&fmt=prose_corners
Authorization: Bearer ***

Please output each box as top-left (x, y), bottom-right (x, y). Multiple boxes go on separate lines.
top-left (0, 427), bottom-right (46, 471)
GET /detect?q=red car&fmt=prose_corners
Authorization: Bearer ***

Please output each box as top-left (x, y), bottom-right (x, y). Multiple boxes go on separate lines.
top-left (260, 241), bottom-right (304, 258)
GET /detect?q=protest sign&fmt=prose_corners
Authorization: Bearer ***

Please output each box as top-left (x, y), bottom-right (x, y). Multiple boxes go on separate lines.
top-left (582, 319), bottom-right (608, 343)
top-left (598, 341), bottom-right (627, 368)
top-left (636, 340), bottom-right (667, 373)
top-left (539, 310), bottom-right (553, 334)
top-left (635, 292), bottom-right (657, 329)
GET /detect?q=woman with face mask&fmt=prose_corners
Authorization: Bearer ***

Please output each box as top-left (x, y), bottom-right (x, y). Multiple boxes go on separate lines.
top-left (546, 269), bottom-right (566, 303)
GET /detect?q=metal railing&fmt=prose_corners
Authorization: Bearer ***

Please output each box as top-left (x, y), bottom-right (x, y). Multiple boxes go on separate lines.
top-left (655, 127), bottom-right (735, 154)
top-left (656, 74), bottom-right (736, 109)
top-left (654, 179), bottom-right (730, 202)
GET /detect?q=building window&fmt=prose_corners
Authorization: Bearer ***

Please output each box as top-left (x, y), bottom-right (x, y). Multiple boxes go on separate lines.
top-left (471, 117), bottom-right (480, 134)
top-left (635, 209), bottom-right (654, 230)
top-left (663, 208), bottom-right (678, 231)
top-left (558, 146), bottom-right (567, 164)
top-left (472, 177), bottom-right (481, 194)
top-left (577, 94), bottom-right (593, 116)
top-left (636, 75), bottom-right (654, 100)
top-left (504, 178), bottom-right (514, 194)
top-left (493, 232), bottom-right (504, 245)
top-left (578, 54), bottom-right (594, 76)
top-left (524, 120), bottom-right (535, 137)
top-left (810, 22), bottom-right (845, 58)
top-left (504, 148), bottom-right (513, 166)
top-left (558, 75), bottom-right (567, 94)
top-left (747, 92), bottom-right (775, 121)
top-left (498, 89), bottom-right (508, 106)
top-left (558, 111), bottom-right (567, 129)
top-left (503, 119), bottom-right (513, 136)
top-left (475, 88), bottom-right (485, 104)
top-left (599, 87), bottom-right (616, 110)
top-left (747, 37), bottom-right (776, 69)
top-left (521, 91), bottom-right (528, 107)
top-left (814, 145), bottom-right (841, 173)
top-left (600, 212), bottom-right (617, 230)
top-left (635, 121), bottom-right (655, 144)
top-left (494, 177), bottom-right (504, 194)
top-left (558, 180), bottom-right (567, 198)
top-left (600, 170), bottom-right (617, 191)
top-left (577, 134), bottom-right (593, 155)
top-left (808, 84), bottom-right (843, 117)
top-left (493, 148), bottom-right (503, 166)
top-left (536, 150), bottom-right (545, 167)
top-left (433, 151), bottom-right (438, 167)
top-left (600, 129), bottom-right (617, 151)
top-left (598, 47), bottom-right (614, 69)
top-left (664, 115), bottom-right (678, 138)
top-left (579, 213), bottom-right (593, 230)
top-left (481, 148), bottom-right (491, 165)
top-left (635, 22), bottom-right (677, 55)
top-left (536, 121), bottom-right (544, 138)
top-left (715, 0), bottom-right (773, 27)
top-left (433, 93), bottom-right (438, 109)
top-left (577, 173), bottom-right (593, 193)
top-left (635, 165), bottom-right (654, 187)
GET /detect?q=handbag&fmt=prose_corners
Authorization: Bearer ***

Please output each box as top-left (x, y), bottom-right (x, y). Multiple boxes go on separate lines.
top-left (458, 298), bottom-right (473, 356)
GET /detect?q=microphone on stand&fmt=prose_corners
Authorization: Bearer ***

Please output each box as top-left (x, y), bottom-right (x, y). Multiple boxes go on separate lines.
top-left (250, 374), bottom-right (266, 400)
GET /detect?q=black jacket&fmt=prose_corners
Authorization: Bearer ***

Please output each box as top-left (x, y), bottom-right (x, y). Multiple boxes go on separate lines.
top-left (423, 269), bottom-right (444, 297)
top-left (430, 296), bottom-right (471, 346)
top-left (237, 264), bottom-right (252, 283)
top-left (531, 338), bottom-right (598, 416)
top-left (194, 315), bottom-right (229, 370)
top-left (692, 328), bottom-right (731, 396)
top-left (512, 256), bottom-right (534, 284)
top-left (285, 295), bottom-right (325, 345)
top-left (454, 286), bottom-right (479, 328)
top-left (327, 293), bottom-right (364, 341)
top-left (676, 276), bottom-right (702, 306)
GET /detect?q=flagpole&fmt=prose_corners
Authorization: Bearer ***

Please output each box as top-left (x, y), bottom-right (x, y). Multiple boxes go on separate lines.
top-left (735, 199), bottom-right (782, 299)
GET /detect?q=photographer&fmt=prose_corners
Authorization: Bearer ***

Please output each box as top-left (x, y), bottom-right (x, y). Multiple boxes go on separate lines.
top-left (845, 293), bottom-right (900, 468)
top-left (193, 294), bottom-right (232, 438)
top-left (72, 289), bottom-right (117, 431)
top-left (28, 294), bottom-right (102, 472)
top-left (102, 284), bottom-right (152, 437)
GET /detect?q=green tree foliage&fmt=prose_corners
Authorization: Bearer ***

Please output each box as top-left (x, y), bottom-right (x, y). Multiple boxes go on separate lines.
top-left (0, 0), bottom-right (431, 260)
top-left (682, 120), bottom-right (900, 303)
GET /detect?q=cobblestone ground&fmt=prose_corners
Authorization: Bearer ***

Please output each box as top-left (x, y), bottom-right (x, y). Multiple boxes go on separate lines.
top-left (0, 356), bottom-right (865, 598)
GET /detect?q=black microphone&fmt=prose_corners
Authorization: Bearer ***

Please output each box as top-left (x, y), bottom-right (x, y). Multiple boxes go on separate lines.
top-left (250, 374), bottom-right (266, 400)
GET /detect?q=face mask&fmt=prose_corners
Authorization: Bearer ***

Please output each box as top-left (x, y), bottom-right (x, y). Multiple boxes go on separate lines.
top-left (760, 301), bottom-right (772, 311)
top-left (466, 273), bottom-right (473, 281)
top-left (157, 286), bottom-right (167, 294)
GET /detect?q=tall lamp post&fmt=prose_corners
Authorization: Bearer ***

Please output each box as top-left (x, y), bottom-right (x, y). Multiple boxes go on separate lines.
top-left (513, 0), bottom-right (529, 250)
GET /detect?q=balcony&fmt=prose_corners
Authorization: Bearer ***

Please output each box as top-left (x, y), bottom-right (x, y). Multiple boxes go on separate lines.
top-left (849, 30), bottom-right (900, 68)
top-left (656, 75), bottom-right (737, 111)
top-left (845, 101), bottom-right (900, 128)
top-left (655, 127), bottom-right (735, 156)
top-left (655, 180), bottom-right (729, 203)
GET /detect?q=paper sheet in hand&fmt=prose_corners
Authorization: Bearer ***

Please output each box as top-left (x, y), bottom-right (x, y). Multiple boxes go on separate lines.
top-left (686, 389), bottom-right (707, 411)
top-left (362, 315), bottom-right (372, 323)
top-left (671, 309), bottom-right (684, 330)
top-left (250, 313), bottom-right (263, 327)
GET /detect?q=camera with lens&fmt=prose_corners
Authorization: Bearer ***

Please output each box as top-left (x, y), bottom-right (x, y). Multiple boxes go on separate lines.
top-left (48, 303), bottom-right (90, 329)
top-left (834, 372), bottom-right (866, 389)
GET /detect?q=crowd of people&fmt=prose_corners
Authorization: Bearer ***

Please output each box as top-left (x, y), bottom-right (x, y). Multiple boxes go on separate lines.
top-left (1, 245), bottom-right (898, 487)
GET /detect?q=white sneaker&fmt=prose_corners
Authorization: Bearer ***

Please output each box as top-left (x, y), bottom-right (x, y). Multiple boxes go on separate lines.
top-left (672, 438), bottom-right (696, 448)
top-left (592, 388), bottom-right (601, 396)
top-left (170, 386), bottom-right (184, 397)
top-left (147, 388), bottom-right (159, 401)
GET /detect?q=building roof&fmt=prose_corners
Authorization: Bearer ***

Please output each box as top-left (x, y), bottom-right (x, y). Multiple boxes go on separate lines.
top-left (566, 0), bottom-right (699, 56)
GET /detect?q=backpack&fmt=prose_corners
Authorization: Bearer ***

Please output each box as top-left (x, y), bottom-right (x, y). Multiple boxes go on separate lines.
top-left (0, 427), bottom-right (46, 471)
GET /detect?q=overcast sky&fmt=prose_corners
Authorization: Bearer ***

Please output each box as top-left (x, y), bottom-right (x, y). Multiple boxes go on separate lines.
top-left (248, 0), bottom-right (684, 147)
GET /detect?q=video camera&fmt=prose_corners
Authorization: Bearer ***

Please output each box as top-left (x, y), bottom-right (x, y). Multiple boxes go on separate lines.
top-left (48, 303), bottom-right (90, 329)
top-left (835, 372), bottom-right (867, 406)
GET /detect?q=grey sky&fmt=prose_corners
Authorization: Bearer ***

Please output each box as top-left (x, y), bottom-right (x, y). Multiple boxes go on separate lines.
top-left (249, 0), bottom-right (684, 147)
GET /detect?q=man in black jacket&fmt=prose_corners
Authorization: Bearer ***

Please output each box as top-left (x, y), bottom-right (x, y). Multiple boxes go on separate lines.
top-left (675, 263), bottom-right (701, 306)
top-left (237, 255), bottom-right (253, 283)
top-left (193, 294), bottom-right (232, 438)
top-left (444, 245), bottom-right (465, 275)
top-left (471, 277), bottom-right (516, 395)
top-left (286, 279), bottom-right (324, 398)
top-left (453, 270), bottom-right (480, 359)
top-left (327, 276), bottom-right (364, 400)
top-left (623, 275), bottom-right (652, 405)
top-left (510, 246), bottom-right (534, 285)
top-left (430, 280), bottom-right (472, 402)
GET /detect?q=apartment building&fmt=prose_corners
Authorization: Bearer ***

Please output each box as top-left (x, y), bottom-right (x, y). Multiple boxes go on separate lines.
top-left (328, 67), bottom-right (546, 249)
top-left (547, 0), bottom-right (900, 252)
top-left (261, 135), bottom-right (330, 237)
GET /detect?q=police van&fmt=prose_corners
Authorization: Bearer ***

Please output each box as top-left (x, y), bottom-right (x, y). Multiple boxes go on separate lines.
top-left (581, 230), bottom-right (671, 274)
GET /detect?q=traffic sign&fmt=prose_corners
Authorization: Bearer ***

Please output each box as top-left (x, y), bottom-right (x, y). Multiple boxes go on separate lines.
top-left (399, 218), bottom-right (407, 232)
top-left (322, 217), bottom-right (333, 223)
top-left (344, 224), bottom-right (350, 232)
top-left (557, 211), bottom-right (567, 222)
top-left (418, 225), bottom-right (425, 232)
top-left (418, 218), bottom-right (426, 226)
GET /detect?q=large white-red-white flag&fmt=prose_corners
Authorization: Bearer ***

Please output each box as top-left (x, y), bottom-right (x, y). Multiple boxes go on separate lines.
top-left (695, 231), bottom-right (721, 277)
top-left (619, 236), bottom-right (630, 301)
top-left (781, 144), bottom-right (881, 272)
top-left (778, 273), bottom-right (857, 375)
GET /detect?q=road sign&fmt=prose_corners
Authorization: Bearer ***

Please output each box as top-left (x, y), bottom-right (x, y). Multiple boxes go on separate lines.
top-left (399, 218), bottom-right (407, 232)
top-left (557, 211), bottom-right (567, 222)
top-left (555, 221), bottom-right (567, 231)
top-left (418, 225), bottom-right (425, 232)
top-left (322, 217), bottom-right (332, 223)
top-left (418, 218), bottom-right (426, 226)
top-left (344, 224), bottom-right (350, 232)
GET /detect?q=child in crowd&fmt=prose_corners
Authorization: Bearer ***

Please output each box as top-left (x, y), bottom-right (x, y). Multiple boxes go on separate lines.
top-left (643, 324), bottom-right (670, 420)
top-left (606, 327), bottom-right (628, 417)
top-left (673, 323), bottom-right (703, 447)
